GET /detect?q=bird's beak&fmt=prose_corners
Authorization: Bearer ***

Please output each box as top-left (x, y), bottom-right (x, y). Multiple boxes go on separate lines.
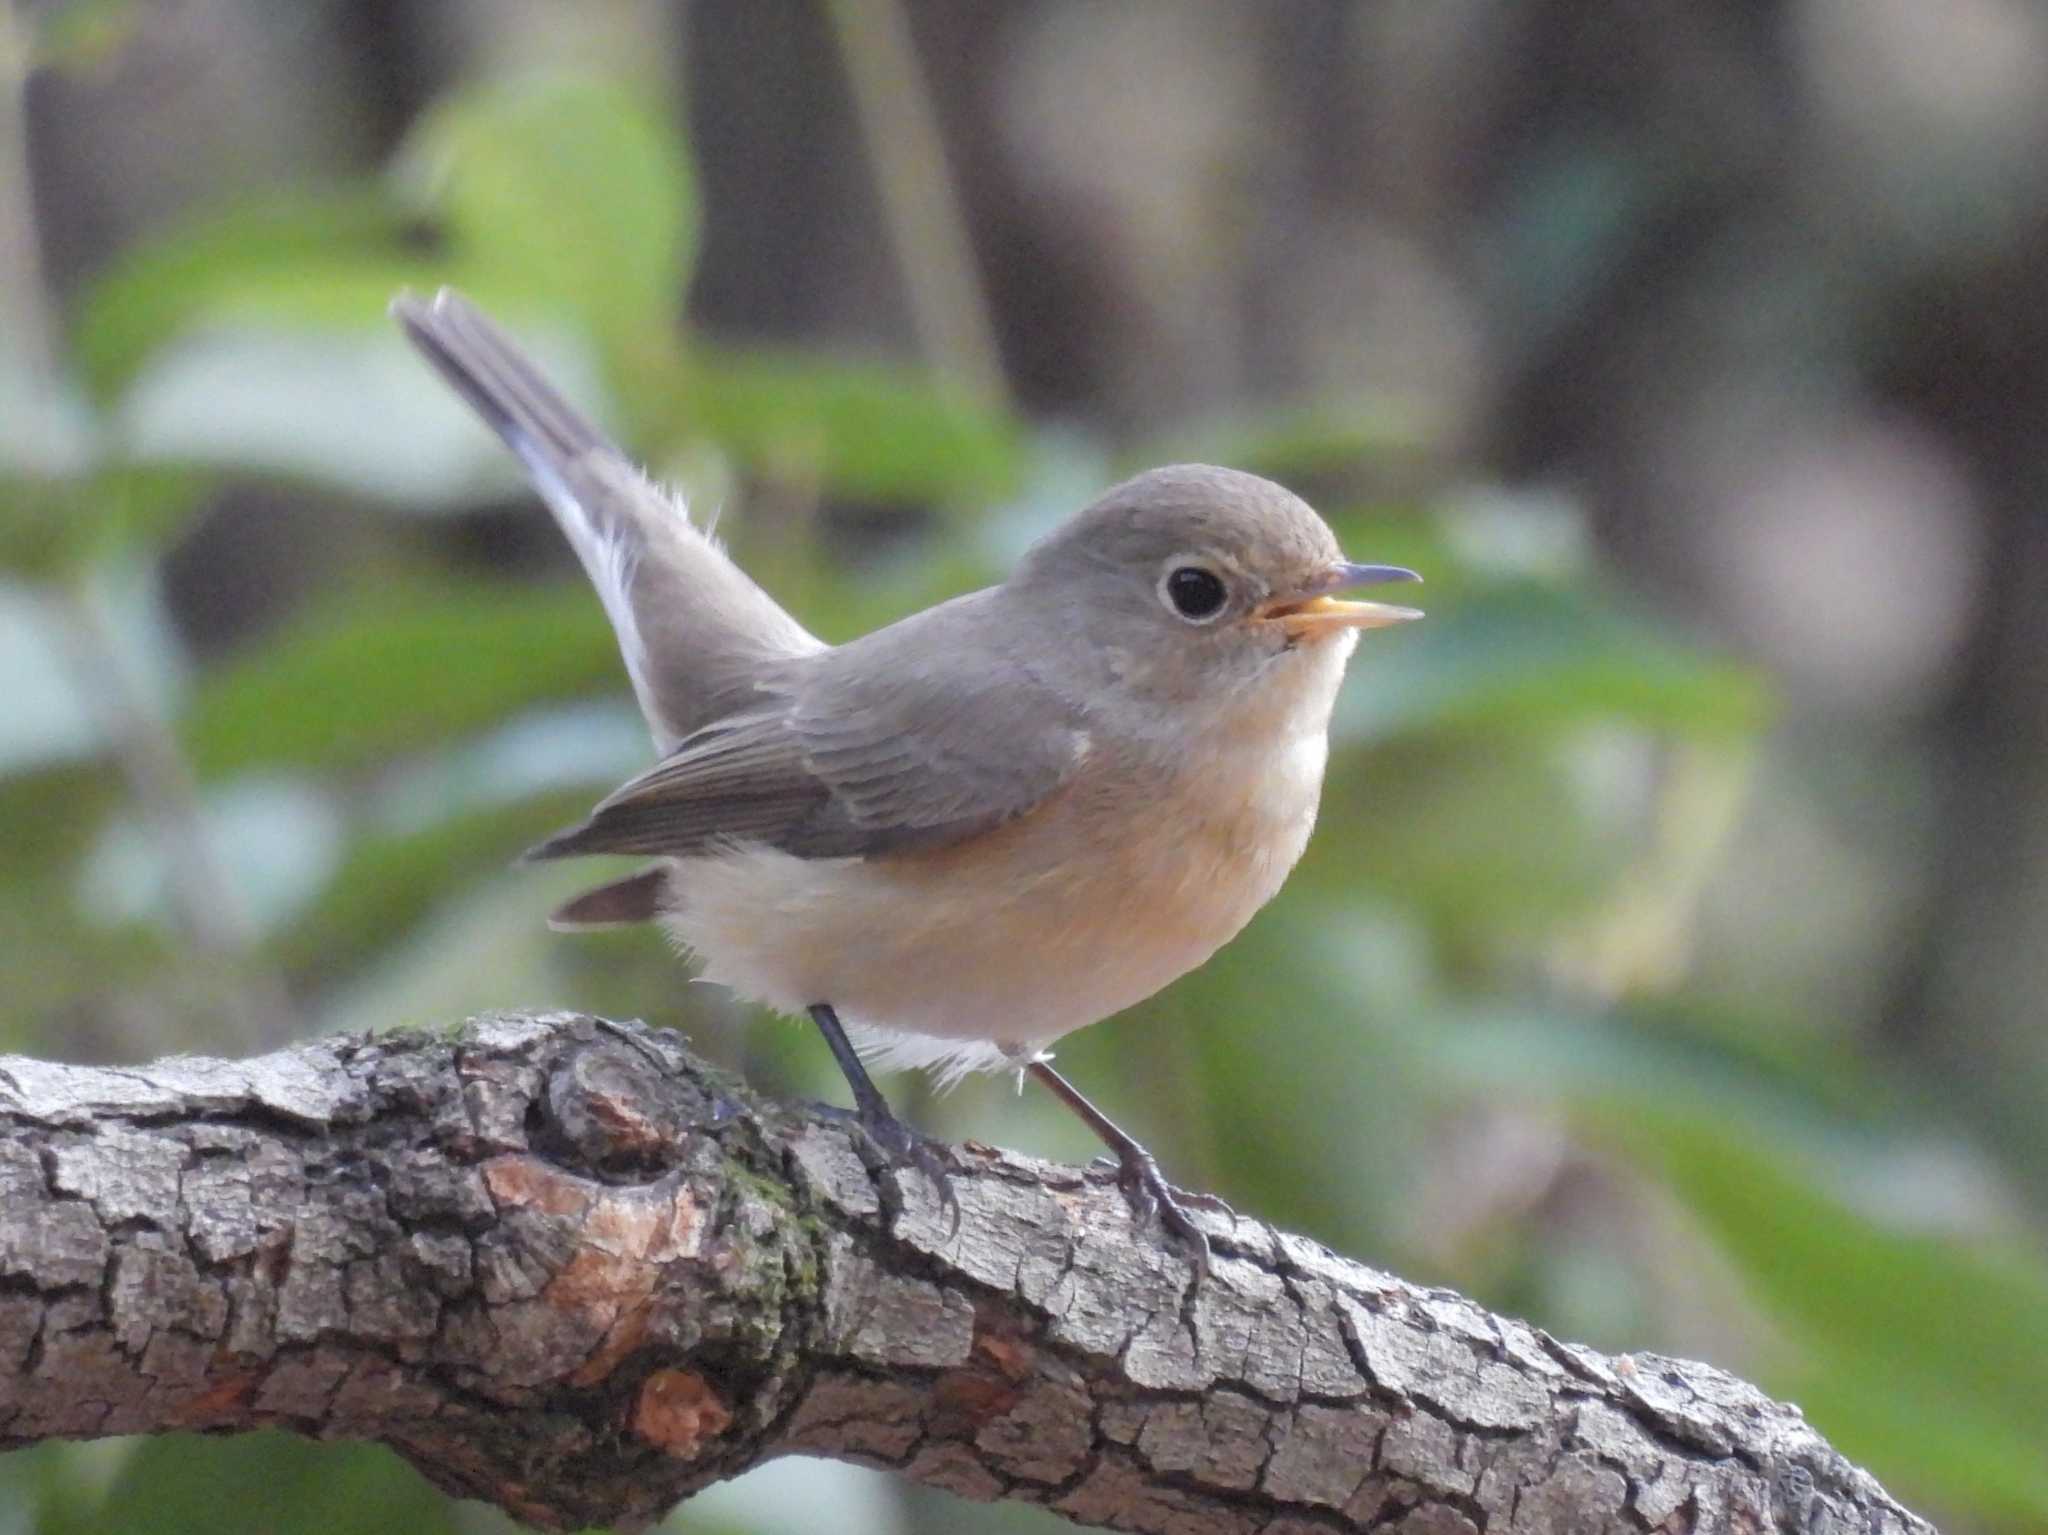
top-left (1260, 562), bottom-right (1424, 637)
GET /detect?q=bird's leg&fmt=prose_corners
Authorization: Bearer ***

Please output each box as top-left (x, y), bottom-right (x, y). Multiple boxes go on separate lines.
top-left (808, 1004), bottom-right (958, 1228)
top-left (1026, 1059), bottom-right (1213, 1275)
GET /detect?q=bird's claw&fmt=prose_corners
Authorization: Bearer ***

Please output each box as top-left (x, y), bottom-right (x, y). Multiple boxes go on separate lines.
top-left (1113, 1147), bottom-right (1213, 1278)
top-left (1089, 1155), bottom-right (1234, 1219)
top-left (857, 1109), bottom-right (961, 1235)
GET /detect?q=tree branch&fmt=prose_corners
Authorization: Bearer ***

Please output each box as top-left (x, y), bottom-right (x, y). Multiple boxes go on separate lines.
top-left (0, 1014), bottom-right (1934, 1534)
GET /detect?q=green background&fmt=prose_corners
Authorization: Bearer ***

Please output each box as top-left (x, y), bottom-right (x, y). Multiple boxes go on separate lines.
top-left (3, 4), bottom-right (2045, 1532)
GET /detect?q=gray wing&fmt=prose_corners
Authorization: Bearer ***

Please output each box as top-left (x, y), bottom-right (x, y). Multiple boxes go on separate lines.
top-left (528, 598), bottom-right (1088, 861)
top-left (393, 288), bottom-right (821, 750)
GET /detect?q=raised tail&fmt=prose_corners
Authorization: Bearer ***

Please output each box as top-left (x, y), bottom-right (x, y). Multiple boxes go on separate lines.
top-left (391, 288), bottom-right (608, 494)
top-left (392, 288), bottom-right (823, 751)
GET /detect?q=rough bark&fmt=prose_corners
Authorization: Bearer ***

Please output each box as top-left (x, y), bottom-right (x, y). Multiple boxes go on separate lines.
top-left (0, 1013), bottom-right (1933, 1535)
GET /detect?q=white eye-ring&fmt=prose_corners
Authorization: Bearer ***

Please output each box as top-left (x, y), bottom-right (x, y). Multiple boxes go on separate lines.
top-left (1158, 561), bottom-right (1229, 623)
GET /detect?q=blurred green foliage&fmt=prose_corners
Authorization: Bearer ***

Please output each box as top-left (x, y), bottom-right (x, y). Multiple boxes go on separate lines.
top-left (2, 63), bottom-right (2040, 1535)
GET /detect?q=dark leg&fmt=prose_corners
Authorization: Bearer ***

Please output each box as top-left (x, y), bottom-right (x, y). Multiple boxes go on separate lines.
top-left (809, 1002), bottom-right (900, 1125)
top-left (1027, 1059), bottom-right (1213, 1274)
top-left (809, 1004), bottom-right (957, 1226)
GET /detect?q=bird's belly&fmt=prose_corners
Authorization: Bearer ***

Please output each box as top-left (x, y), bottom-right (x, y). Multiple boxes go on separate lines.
top-left (662, 735), bottom-right (1324, 1056)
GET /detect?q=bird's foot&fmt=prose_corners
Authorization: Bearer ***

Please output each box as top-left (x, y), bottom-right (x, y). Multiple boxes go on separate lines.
top-left (805, 1002), bottom-right (960, 1233)
top-left (855, 1106), bottom-right (961, 1234)
top-left (1029, 1058), bottom-right (1220, 1278)
top-left (1087, 1155), bottom-right (1235, 1217)
top-left (1107, 1145), bottom-right (1215, 1277)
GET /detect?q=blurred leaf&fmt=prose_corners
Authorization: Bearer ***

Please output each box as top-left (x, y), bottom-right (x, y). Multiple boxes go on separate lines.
top-left (316, 868), bottom-right (584, 1037)
top-left (399, 76), bottom-right (694, 362)
top-left (1606, 1111), bottom-right (2048, 1529)
top-left (0, 878), bottom-right (181, 1051)
top-left (29, 0), bottom-right (143, 73)
top-left (1309, 741), bottom-right (1627, 943)
top-left (1437, 1004), bottom-right (1925, 1155)
top-left (0, 353), bottom-right (115, 577)
top-left (0, 464), bottom-right (212, 578)
top-left (0, 583), bottom-right (106, 768)
top-left (754, 541), bottom-right (995, 649)
top-left (70, 187), bottom-right (419, 402)
top-left (1145, 394), bottom-right (1438, 482)
top-left (675, 345), bottom-right (1026, 505)
top-left (272, 788), bottom-right (597, 978)
top-left (113, 324), bottom-right (512, 503)
top-left (52, 1432), bottom-right (465, 1535)
top-left (183, 577), bottom-right (626, 780)
top-left (0, 473), bottom-right (90, 580)
top-left (1339, 582), bottom-right (1772, 745)
top-left (79, 775), bottom-right (345, 939)
top-left (0, 1441), bottom-right (122, 1535)
top-left (0, 349), bottom-right (98, 477)
top-left (86, 462), bottom-right (210, 557)
top-left (66, 77), bottom-right (698, 502)
top-left (1623, 995), bottom-right (1921, 1126)
top-left (677, 1454), bottom-right (916, 1535)
top-left (64, 77), bottom-right (695, 506)
top-left (1434, 1005), bottom-right (2048, 1526)
top-left (0, 763), bottom-right (117, 871)
top-left (1318, 507), bottom-right (1451, 596)
top-left (1169, 906), bottom-right (1443, 1245)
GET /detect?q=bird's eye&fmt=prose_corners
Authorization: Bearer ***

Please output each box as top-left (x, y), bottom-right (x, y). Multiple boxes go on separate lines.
top-left (1161, 564), bottom-right (1228, 622)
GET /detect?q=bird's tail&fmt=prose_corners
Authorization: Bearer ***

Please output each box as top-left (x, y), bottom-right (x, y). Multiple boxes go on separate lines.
top-left (391, 288), bottom-right (609, 493)
top-left (391, 288), bottom-right (822, 751)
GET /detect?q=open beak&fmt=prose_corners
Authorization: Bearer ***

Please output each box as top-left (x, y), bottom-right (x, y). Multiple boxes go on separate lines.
top-left (1260, 561), bottom-right (1424, 637)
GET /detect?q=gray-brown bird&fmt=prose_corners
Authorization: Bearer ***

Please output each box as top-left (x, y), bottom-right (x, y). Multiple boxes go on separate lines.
top-left (394, 289), bottom-right (1420, 1265)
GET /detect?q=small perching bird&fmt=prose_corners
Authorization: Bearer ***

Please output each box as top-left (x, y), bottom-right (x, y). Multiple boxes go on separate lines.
top-left (393, 289), bottom-right (1420, 1267)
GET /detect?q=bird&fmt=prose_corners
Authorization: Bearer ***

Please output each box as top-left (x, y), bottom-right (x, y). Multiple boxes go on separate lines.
top-left (392, 288), bottom-right (1421, 1268)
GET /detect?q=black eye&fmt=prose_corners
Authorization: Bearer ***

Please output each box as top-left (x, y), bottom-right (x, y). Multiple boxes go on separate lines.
top-left (1162, 565), bottom-right (1228, 622)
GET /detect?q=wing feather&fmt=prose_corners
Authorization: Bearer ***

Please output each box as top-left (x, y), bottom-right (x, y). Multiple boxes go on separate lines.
top-left (528, 610), bottom-right (1087, 863)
